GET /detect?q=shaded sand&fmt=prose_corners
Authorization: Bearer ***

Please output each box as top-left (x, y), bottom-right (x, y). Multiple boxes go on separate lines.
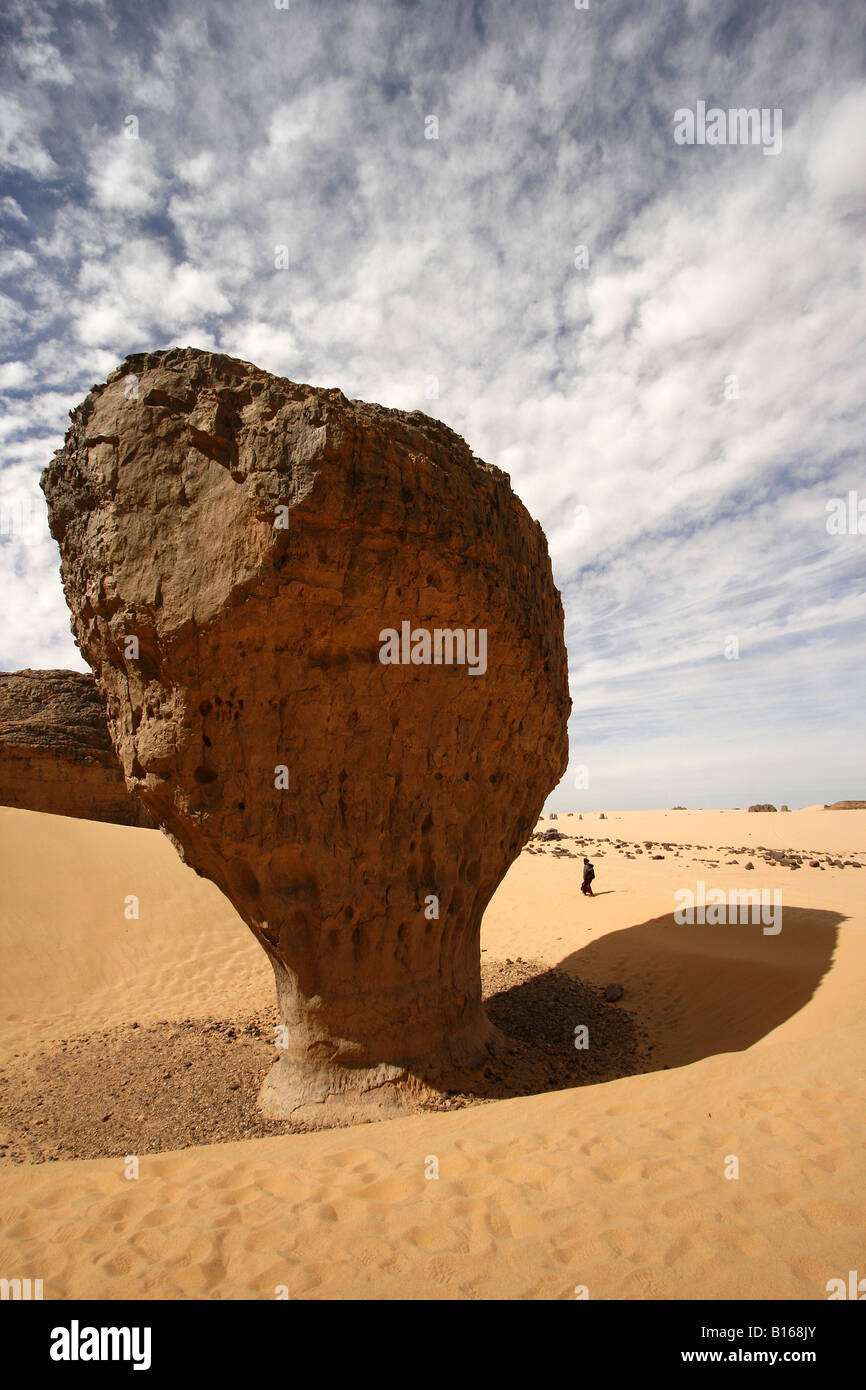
top-left (0, 965), bottom-right (646, 1163)
top-left (1, 806), bottom-right (864, 1299)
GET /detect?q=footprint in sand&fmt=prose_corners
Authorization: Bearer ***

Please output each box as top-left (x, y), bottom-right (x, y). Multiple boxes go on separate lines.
top-left (489, 1159), bottom-right (558, 1191)
top-left (443, 1172), bottom-right (501, 1199)
top-left (338, 1235), bottom-right (393, 1264)
top-left (800, 1198), bottom-right (865, 1230)
top-left (94, 1247), bottom-right (139, 1277)
top-left (810, 1149), bottom-right (847, 1173)
top-left (319, 1146), bottom-right (383, 1172)
top-left (354, 1174), bottom-right (421, 1202)
top-left (404, 1223), bottom-right (464, 1252)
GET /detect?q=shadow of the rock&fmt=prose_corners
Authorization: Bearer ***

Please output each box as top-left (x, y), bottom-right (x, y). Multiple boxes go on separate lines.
top-left (415, 957), bottom-right (650, 1107)
top-left (553, 905), bottom-right (845, 1070)
top-left (2, 909), bottom-right (844, 1157)
top-left (420, 904), bottom-right (846, 1105)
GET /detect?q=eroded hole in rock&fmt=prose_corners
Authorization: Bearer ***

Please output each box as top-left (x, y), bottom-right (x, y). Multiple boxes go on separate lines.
top-left (194, 764), bottom-right (218, 784)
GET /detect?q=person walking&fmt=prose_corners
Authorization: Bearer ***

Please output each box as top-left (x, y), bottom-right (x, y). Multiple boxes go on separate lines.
top-left (581, 857), bottom-right (595, 896)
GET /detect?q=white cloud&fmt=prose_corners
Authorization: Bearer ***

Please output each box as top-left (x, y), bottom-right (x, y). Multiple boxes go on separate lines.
top-left (88, 138), bottom-right (162, 214)
top-left (0, 1), bottom-right (863, 805)
top-left (806, 86), bottom-right (866, 214)
top-left (0, 94), bottom-right (56, 176)
top-left (0, 196), bottom-right (27, 223)
top-left (229, 322), bottom-right (299, 375)
top-left (0, 361), bottom-right (29, 390)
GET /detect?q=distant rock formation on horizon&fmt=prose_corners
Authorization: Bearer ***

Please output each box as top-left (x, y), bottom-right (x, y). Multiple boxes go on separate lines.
top-left (824, 801), bottom-right (866, 809)
top-left (0, 669), bottom-right (155, 828)
top-left (748, 803), bottom-right (778, 812)
top-left (41, 347), bottom-right (571, 1124)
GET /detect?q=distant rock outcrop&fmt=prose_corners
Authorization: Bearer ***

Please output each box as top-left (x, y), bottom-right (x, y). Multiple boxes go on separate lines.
top-left (0, 670), bottom-right (154, 828)
top-left (748, 804), bottom-right (777, 812)
top-left (41, 348), bottom-right (571, 1123)
top-left (824, 801), bottom-right (866, 810)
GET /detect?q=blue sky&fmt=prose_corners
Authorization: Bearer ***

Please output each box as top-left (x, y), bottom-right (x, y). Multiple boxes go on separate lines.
top-left (1, 0), bottom-right (864, 809)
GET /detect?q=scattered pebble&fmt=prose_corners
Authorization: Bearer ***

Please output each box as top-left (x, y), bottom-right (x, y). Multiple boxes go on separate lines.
top-left (0, 962), bottom-right (650, 1164)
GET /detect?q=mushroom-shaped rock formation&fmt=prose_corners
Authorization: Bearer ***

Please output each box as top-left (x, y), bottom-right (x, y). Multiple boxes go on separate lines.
top-left (41, 348), bottom-right (570, 1123)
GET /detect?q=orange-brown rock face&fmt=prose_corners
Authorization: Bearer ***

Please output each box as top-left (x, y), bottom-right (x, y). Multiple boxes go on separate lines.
top-left (0, 669), bottom-right (154, 828)
top-left (41, 348), bottom-right (570, 1122)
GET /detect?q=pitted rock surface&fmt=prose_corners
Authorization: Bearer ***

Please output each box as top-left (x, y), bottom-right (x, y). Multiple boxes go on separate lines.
top-left (41, 348), bottom-right (570, 1122)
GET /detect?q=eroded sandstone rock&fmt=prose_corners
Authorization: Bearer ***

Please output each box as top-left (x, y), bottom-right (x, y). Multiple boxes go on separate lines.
top-left (41, 348), bottom-right (570, 1122)
top-left (0, 669), bottom-right (154, 828)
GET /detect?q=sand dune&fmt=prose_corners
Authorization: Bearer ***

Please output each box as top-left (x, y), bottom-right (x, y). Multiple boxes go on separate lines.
top-left (1, 806), bottom-right (864, 1300)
